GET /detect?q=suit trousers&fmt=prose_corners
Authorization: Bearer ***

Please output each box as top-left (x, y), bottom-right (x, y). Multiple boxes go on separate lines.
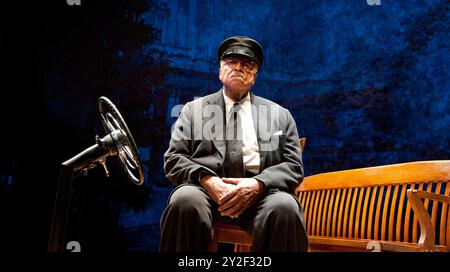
top-left (159, 183), bottom-right (308, 252)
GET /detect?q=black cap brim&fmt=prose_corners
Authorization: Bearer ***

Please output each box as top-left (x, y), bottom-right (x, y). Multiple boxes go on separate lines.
top-left (221, 45), bottom-right (257, 62)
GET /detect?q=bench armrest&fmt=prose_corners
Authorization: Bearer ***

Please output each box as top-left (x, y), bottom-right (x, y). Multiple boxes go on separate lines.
top-left (407, 189), bottom-right (450, 251)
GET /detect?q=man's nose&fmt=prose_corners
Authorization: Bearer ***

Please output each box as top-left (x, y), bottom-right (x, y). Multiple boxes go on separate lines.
top-left (233, 60), bottom-right (243, 71)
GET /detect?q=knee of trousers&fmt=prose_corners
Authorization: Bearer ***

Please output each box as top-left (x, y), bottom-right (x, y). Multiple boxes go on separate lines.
top-left (263, 192), bottom-right (301, 222)
top-left (167, 185), bottom-right (211, 218)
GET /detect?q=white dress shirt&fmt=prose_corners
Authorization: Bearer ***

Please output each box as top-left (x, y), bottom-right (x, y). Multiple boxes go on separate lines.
top-left (223, 90), bottom-right (260, 175)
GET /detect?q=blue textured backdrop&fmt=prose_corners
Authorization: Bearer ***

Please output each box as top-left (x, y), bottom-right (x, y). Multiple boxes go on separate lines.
top-left (2, 0), bottom-right (449, 252)
top-left (118, 0), bottom-right (450, 252)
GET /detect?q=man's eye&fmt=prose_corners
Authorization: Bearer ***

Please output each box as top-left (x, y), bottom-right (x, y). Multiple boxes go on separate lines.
top-left (244, 62), bottom-right (255, 69)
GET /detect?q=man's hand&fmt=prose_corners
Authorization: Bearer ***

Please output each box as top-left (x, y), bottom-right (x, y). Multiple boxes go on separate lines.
top-left (200, 175), bottom-right (236, 204)
top-left (218, 178), bottom-right (264, 218)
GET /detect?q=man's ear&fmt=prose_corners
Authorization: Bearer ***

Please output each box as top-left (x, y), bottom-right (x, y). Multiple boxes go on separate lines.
top-left (219, 67), bottom-right (222, 81)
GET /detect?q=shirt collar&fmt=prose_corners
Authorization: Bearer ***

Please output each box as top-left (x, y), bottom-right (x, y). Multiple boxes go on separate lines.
top-left (223, 89), bottom-right (251, 111)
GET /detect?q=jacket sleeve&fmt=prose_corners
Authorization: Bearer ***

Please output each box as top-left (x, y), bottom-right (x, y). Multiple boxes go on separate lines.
top-left (163, 101), bottom-right (216, 185)
top-left (253, 108), bottom-right (303, 193)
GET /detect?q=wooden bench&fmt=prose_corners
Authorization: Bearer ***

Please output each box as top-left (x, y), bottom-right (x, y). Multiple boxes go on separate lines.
top-left (209, 160), bottom-right (450, 252)
top-left (298, 160), bottom-right (450, 252)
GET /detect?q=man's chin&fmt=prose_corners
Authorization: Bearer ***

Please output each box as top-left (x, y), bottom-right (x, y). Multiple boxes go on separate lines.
top-left (228, 80), bottom-right (251, 89)
top-left (227, 84), bottom-right (250, 93)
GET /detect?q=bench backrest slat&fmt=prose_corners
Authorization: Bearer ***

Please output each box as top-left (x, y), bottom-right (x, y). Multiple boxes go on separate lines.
top-left (337, 188), bottom-right (347, 237)
top-left (308, 191), bottom-right (316, 235)
top-left (388, 185), bottom-right (399, 241)
top-left (381, 186), bottom-right (392, 240)
top-left (311, 190), bottom-right (321, 236)
top-left (344, 188), bottom-right (360, 237)
top-left (353, 187), bottom-right (364, 238)
top-left (319, 191), bottom-right (326, 235)
top-left (396, 185), bottom-right (407, 241)
top-left (326, 189), bottom-right (335, 237)
top-left (331, 189), bottom-right (341, 237)
top-left (319, 190), bottom-right (330, 236)
top-left (374, 186), bottom-right (384, 240)
top-left (360, 187), bottom-right (370, 239)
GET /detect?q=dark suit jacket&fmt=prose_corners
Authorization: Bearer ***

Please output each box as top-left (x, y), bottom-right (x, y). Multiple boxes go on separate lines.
top-left (164, 89), bottom-right (303, 193)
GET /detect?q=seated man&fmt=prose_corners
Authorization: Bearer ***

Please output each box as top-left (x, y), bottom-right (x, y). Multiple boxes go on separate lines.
top-left (160, 36), bottom-right (308, 251)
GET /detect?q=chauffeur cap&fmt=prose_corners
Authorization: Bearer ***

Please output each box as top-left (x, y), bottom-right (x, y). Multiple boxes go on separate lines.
top-left (218, 36), bottom-right (264, 69)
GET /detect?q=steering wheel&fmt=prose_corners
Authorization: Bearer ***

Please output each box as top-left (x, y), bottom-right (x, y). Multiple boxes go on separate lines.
top-left (98, 96), bottom-right (144, 185)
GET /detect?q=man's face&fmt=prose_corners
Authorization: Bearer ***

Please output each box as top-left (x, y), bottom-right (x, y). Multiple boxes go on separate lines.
top-left (219, 55), bottom-right (258, 100)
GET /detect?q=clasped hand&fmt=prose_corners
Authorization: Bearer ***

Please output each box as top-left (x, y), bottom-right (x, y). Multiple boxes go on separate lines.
top-left (201, 175), bottom-right (264, 218)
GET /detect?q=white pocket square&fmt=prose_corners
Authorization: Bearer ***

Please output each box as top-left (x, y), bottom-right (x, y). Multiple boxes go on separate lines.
top-left (273, 130), bottom-right (283, 136)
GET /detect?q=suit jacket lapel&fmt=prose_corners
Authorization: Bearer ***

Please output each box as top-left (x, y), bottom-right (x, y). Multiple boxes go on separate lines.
top-left (205, 89), bottom-right (226, 159)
